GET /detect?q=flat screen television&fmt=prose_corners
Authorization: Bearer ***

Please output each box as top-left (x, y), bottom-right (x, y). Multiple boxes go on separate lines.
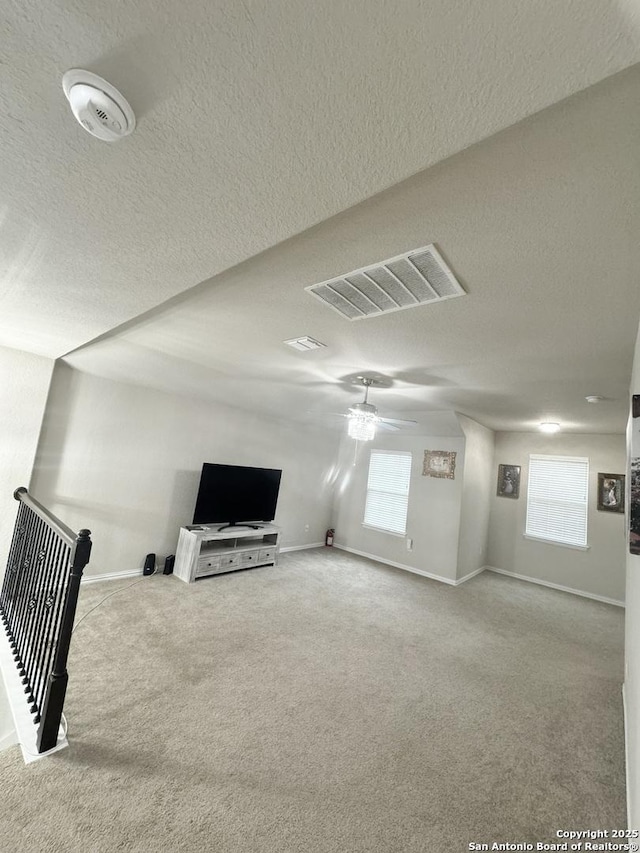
top-left (192, 463), bottom-right (282, 529)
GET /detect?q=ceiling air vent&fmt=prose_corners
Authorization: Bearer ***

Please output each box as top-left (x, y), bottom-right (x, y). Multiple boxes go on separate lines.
top-left (306, 244), bottom-right (464, 320)
top-left (284, 336), bottom-right (327, 351)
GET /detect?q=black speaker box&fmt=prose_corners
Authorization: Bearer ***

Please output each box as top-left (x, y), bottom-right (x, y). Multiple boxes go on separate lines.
top-left (143, 553), bottom-right (156, 576)
top-left (163, 555), bottom-right (175, 575)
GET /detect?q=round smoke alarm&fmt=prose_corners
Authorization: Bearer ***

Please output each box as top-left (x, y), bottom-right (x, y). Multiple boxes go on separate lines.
top-left (62, 69), bottom-right (136, 142)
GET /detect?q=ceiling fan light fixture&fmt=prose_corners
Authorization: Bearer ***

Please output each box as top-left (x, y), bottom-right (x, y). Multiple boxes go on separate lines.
top-left (342, 374), bottom-right (416, 439)
top-left (347, 413), bottom-right (378, 441)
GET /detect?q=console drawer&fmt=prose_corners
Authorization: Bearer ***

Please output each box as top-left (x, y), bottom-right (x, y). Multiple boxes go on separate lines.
top-left (196, 556), bottom-right (221, 576)
top-left (258, 547), bottom-right (276, 563)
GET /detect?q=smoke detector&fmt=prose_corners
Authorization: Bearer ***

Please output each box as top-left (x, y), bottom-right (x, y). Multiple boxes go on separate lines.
top-left (62, 70), bottom-right (136, 142)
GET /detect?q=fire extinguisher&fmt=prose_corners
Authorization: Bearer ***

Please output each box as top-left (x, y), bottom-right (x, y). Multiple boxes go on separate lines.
top-left (325, 528), bottom-right (334, 547)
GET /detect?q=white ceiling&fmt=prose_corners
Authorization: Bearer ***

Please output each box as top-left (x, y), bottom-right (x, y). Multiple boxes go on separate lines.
top-left (3, 1), bottom-right (640, 433)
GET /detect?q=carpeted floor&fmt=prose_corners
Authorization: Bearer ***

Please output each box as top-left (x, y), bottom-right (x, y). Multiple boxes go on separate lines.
top-left (0, 549), bottom-right (626, 852)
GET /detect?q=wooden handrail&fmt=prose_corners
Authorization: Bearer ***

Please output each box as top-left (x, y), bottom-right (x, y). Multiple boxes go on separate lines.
top-left (13, 487), bottom-right (75, 547)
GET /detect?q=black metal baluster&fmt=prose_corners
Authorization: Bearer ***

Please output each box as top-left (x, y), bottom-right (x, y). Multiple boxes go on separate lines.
top-left (21, 515), bottom-right (48, 703)
top-left (15, 512), bottom-right (50, 712)
top-left (3, 502), bottom-right (32, 689)
top-left (36, 544), bottom-right (71, 719)
top-left (33, 539), bottom-right (70, 719)
top-left (37, 529), bottom-right (91, 752)
top-left (30, 526), bottom-right (60, 715)
top-left (4, 497), bottom-right (29, 606)
top-left (11, 507), bottom-right (39, 679)
top-left (17, 511), bottom-right (45, 709)
top-left (4, 502), bottom-right (31, 634)
top-left (24, 523), bottom-right (56, 717)
top-left (1, 498), bottom-right (28, 615)
top-left (0, 501), bottom-right (26, 652)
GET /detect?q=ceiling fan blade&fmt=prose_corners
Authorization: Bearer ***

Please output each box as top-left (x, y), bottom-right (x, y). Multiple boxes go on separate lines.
top-left (379, 417), bottom-right (418, 426)
top-left (376, 421), bottom-right (401, 432)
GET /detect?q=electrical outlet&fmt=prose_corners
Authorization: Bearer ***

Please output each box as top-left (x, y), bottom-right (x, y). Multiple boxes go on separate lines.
top-left (406, 537), bottom-right (413, 551)
top-left (304, 524), bottom-right (310, 533)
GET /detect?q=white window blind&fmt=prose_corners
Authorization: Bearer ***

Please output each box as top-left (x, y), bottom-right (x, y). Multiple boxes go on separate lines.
top-left (363, 450), bottom-right (412, 535)
top-left (525, 454), bottom-right (589, 548)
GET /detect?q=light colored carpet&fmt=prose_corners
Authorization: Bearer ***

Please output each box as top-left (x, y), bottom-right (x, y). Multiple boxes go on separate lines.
top-left (0, 549), bottom-right (626, 852)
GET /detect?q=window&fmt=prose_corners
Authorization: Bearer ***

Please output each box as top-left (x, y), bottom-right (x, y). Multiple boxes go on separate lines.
top-left (525, 454), bottom-right (589, 548)
top-left (363, 449), bottom-right (412, 535)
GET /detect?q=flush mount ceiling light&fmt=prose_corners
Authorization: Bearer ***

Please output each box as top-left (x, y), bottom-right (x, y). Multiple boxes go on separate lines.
top-left (539, 422), bottom-right (561, 433)
top-left (585, 395), bottom-right (605, 404)
top-left (62, 69), bottom-right (136, 142)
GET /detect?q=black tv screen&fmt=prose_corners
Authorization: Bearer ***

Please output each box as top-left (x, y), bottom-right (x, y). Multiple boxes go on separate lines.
top-left (192, 463), bottom-right (282, 526)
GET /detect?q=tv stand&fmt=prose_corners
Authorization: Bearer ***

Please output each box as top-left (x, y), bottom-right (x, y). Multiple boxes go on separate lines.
top-left (173, 523), bottom-right (281, 583)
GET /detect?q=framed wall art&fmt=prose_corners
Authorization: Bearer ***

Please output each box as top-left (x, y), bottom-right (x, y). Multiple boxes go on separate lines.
top-left (423, 450), bottom-right (456, 480)
top-left (497, 464), bottom-right (520, 499)
top-left (631, 395), bottom-right (640, 554)
top-left (597, 473), bottom-right (625, 514)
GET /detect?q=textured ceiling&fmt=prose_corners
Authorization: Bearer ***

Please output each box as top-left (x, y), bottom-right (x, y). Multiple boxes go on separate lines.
top-left (2, 0), bottom-right (640, 358)
top-left (64, 67), bottom-right (640, 434)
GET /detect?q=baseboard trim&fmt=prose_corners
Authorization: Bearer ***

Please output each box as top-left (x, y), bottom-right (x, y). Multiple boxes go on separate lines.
top-left (334, 544), bottom-right (461, 586)
top-left (455, 566), bottom-right (488, 586)
top-left (82, 546), bottom-right (327, 582)
top-left (485, 566), bottom-right (625, 607)
top-left (82, 570), bottom-right (142, 585)
top-left (623, 683), bottom-right (631, 830)
top-left (280, 542), bottom-right (325, 553)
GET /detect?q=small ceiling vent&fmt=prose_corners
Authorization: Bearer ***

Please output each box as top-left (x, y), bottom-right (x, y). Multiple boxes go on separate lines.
top-left (306, 244), bottom-right (465, 320)
top-left (284, 336), bottom-right (326, 351)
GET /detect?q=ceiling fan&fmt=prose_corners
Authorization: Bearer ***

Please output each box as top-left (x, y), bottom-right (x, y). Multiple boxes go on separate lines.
top-left (341, 377), bottom-right (417, 441)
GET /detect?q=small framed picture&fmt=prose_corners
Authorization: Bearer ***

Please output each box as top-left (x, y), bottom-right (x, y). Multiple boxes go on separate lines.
top-left (423, 450), bottom-right (456, 480)
top-left (497, 464), bottom-right (520, 499)
top-left (631, 396), bottom-right (640, 553)
top-left (598, 473), bottom-right (625, 514)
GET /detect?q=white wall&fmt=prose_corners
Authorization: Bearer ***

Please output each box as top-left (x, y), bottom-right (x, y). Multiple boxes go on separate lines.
top-left (625, 322), bottom-right (640, 827)
top-left (29, 364), bottom-right (340, 578)
top-left (0, 345), bottom-right (53, 750)
top-left (331, 424), bottom-right (465, 583)
top-left (456, 415), bottom-right (495, 581)
top-left (0, 345), bottom-right (54, 571)
top-left (487, 431), bottom-right (626, 603)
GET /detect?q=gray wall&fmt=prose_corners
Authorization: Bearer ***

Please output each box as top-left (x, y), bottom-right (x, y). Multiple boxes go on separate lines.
top-left (0, 345), bottom-right (53, 748)
top-left (487, 431), bottom-right (626, 603)
top-left (29, 364), bottom-right (340, 578)
top-left (331, 423), bottom-right (465, 583)
top-left (626, 321), bottom-right (640, 827)
top-left (456, 415), bottom-right (494, 581)
top-left (0, 345), bottom-right (53, 570)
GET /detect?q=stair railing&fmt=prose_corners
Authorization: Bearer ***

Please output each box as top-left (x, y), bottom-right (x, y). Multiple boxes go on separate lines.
top-left (0, 487), bottom-right (92, 753)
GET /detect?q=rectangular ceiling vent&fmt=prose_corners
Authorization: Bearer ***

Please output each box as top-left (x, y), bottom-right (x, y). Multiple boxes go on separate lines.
top-left (284, 335), bottom-right (327, 352)
top-left (306, 244), bottom-right (465, 321)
